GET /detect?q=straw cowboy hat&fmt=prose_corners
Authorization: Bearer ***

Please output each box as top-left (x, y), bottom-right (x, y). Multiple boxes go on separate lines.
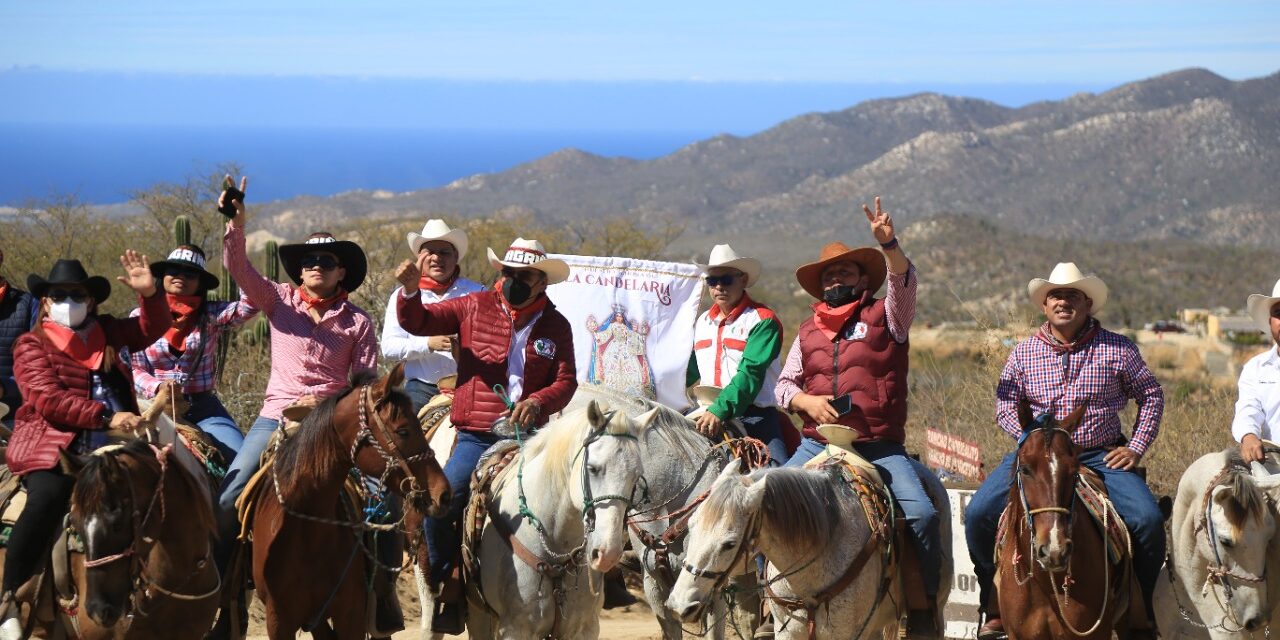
top-left (406, 219), bottom-right (469, 260)
top-left (149, 244), bottom-right (220, 291)
top-left (1027, 262), bottom-right (1109, 312)
top-left (795, 242), bottom-right (887, 301)
top-left (486, 238), bottom-right (570, 285)
top-left (686, 385), bottom-right (723, 418)
top-left (1246, 278), bottom-right (1280, 333)
top-left (27, 259), bottom-right (112, 304)
top-left (279, 232), bottom-right (369, 292)
top-left (696, 244), bottom-right (761, 287)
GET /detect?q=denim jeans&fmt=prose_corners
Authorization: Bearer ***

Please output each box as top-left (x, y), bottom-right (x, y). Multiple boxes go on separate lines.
top-left (741, 405), bottom-right (789, 466)
top-left (404, 379), bottom-right (440, 417)
top-left (214, 415), bottom-right (279, 570)
top-left (965, 448), bottom-right (1166, 618)
top-left (425, 430), bottom-right (504, 584)
top-left (784, 437), bottom-right (942, 597)
top-left (183, 392), bottom-right (244, 464)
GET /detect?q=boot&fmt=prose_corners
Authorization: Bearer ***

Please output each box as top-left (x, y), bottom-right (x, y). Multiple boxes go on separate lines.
top-left (905, 608), bottom-right (939, 639)
top-left (0, 592), bottom-right (21, 640)
top-left (430, 600), bottom-right (466, 636)
top-left (602, 568), bottom-right (637, 609)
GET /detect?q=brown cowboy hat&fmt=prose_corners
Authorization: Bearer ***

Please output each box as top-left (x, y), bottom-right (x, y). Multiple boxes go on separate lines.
top-left (795, 242), bottom-right (887, 300)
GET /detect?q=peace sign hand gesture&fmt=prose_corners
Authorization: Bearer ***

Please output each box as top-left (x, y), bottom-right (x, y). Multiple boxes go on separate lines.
top-left (117, 249), bottom-right (157, 297)
top-left (863, 196), bottom-right (894, 245)
top-left (219, 175), bottom-right (249, 228)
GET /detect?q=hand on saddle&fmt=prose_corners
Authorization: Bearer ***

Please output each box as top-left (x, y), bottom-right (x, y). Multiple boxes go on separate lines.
top-left (792, 393), bottom-right (838, 425)
top-left (1103, 446), bottom-right (1140, 470)
top-left (395, 259), bottom-right (421, 294)
top-left (693, 411), bottom-right (723, 438)
top-left (108, 412), bottom-right (145, 432)
top-left (1240, 433), bottom-right (1265, 464)
top-left (505, 399), bottom-right (541, 429)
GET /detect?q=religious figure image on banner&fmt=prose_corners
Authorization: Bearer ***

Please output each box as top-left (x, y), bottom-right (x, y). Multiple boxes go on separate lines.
top-left (585, 305), bottom-right (657, 399)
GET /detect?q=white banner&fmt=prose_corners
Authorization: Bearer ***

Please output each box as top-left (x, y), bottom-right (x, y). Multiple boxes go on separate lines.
top-left (547, 255), bottom-right (704, 409)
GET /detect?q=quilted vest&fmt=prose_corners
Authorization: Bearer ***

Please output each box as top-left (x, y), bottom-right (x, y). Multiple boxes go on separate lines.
top-left (797, 294), bottom-right (908, 443)
top-left (0, 285), bottom-right (35, 409)
top-left (692, 300), bottom-right (780, 408)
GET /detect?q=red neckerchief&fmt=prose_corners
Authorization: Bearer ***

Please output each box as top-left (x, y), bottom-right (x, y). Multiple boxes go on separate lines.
top-left (709, 293), bottom-right (754, 325)
top-left (499, 287), bottom-right (549, 328)
top-left (419, 267), bottom-right (459, 294)
top-left (41, 320), bottom-right (106, 370)
top-left (812, 297), bottom-right (863, 342)
top-left (0, 279), bottom-right (8, 301)
top-left (298, 286), bottom-right (348, 313)
top-left (1034, 318), bottom-right (1101, 354)
top-left (164, 293), bottom-right (203, 351)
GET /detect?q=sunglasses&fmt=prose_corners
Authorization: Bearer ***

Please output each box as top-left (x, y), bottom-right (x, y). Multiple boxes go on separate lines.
top-left (165, 267), bottom-right (202, 280)
top-left (704, 274), bottom-right (738, 287)
top-left (300, 254), bottom-right (341, 271)
top-left (48, 289), bottom-right (89, 303)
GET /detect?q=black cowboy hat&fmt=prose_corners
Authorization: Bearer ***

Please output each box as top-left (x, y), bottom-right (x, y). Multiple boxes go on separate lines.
top-left (278, 232), bottom-right (368, 292)
top-left (27, 259), bottom-right (112, 304)
top-left (149, 244), bottom-right (220, 291)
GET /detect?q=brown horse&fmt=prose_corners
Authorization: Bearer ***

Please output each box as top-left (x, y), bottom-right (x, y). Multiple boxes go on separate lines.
top-left (996, 402), bottom-right (1138, 640)
top-left (65, 437), bottom-right (221, 639)
top-left (250, 363), bottom-right (450, 640)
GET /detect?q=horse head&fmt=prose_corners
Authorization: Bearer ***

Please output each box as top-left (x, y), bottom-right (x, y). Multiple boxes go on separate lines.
top-left (343, 362), bottom-right (451, 518)
top-left (1200, 452), bottom-right (1280, 632)
top-left (1015, 400), bottom-right (1086, 572)
top-left (667, 462), bottom-right (765, 622)
top-left (64, 441), bottom-right (162, 628)
top-left (573, 399), bottom-right (644, 573)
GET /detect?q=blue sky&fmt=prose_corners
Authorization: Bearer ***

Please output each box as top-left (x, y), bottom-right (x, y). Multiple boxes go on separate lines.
top-left (4, 1), bottom-right (1278, 83)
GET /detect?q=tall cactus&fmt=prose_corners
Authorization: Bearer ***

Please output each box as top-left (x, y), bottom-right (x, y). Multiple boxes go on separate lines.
top-left (215, 263), bottom-right (239, 382)
top-left (264, 240), bottom-right (279, 282)
top-left (173, 215), bottom-right (191, 246)
top-left (244, 240), bottom-right (279, 348)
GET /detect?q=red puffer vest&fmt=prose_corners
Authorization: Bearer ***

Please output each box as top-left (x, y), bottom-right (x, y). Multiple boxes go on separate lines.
top-left (397, 290), bottom-right (577, 433)
top-left (797, 293), bottom-right (908, 444)
top-left (8, 293), bottom-right (170, 474)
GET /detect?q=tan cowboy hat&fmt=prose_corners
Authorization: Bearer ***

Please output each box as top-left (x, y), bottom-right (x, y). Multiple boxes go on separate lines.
top-left (437, 374), bottom-right (458, 391)
top-left (690, 385), bottom-right (722, 408)
top-left (795, 242), bottom-right (887, 301)
top-left (816, 424), bottom-right (866, 449)
top-left (695, 244), bottom-right (761, 288)
top-left (486, 238), bottom-right (570, 285)
top-left (407, 219), bottom-right (469, 260)
top-left (1027, 262), bottom-right (1109, 312)
top-left (1247, 278), bottom-right (1280, 333)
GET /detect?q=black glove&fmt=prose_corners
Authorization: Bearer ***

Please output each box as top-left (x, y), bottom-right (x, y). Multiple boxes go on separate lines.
top-left (218, 178), bottom-right (245, 218)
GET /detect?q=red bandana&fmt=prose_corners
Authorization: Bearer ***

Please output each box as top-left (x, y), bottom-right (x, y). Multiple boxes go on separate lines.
top-left (812, 298), bottom-right (863, 342)
top-left (499, 284), bottom-right (548, 328)
top-left (709, 294), bottom-right (754, 325)
top-left (419, 267), bottom-right (459, 294)
top-left (164, 293), bottom-right (203, 351)
top-left (298, 286), bottom-right (348, 313)
top-left (41, 320), bottom-right (107, 370)
top-left (1034, 319), bottom-right (1101, 354)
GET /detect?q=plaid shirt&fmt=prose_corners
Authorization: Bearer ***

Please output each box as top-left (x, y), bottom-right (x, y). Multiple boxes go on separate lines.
top-left (129, 294), bottom-right (259, 398)
top-left (995, 322), bottom-right (1165, 456)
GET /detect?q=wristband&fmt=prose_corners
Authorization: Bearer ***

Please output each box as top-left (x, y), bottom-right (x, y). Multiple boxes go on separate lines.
top-left (879, 238), bottom-right (899, 251)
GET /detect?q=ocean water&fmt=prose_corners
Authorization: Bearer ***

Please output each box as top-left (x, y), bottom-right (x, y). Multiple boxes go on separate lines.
top-left (0, 124), bottom-right (708, 206)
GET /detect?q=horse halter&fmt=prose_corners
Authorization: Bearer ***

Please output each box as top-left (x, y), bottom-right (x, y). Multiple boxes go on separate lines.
top-left (576, 413), bottom-right (638, 534)
top-left (1199, 464), bottom-right (1269, 604)
top-left (1016, 424), bottom-right (1078, 540)
top-left (351, 384), bottom-right (436, 505)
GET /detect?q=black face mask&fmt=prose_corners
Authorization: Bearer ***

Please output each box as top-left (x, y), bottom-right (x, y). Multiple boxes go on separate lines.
top-left (823, 284), bottom-right (859, 307)
top-left (501, 276), bottom-right (535, 307)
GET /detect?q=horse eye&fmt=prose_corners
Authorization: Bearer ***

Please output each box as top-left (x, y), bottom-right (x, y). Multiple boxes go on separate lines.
top-left (587, 465), bottom-right (602, 476)
top-left (1218, 536), bottom-right (1235, 549)
top-left (720, 539), bottom-right (737, 551)
top-left (1019, 466), bottom-right (1032, 476)
top-left (395, 427), bottom-right (412, 438)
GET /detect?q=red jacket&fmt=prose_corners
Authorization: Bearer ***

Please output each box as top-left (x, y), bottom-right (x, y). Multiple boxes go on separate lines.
top-left (397, 289), bottom-right (577, 433)
top-left (797, 293), bottom-right (909, 444)
top-left (8, 293), bottom-right (170, 474)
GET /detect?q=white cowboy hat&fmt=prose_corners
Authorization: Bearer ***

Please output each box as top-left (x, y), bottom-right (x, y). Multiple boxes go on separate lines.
top-left (696, 244), bottom-right (761, 288)
top-left (685, 385), bottom-right (722, 418)
top-left (406, 219), bottom-right (469, 260)
top-left (1027, 262), bottom-right (1109, 312)
top-left (486, 238), bottom-right (570, 285)
top-left (1246, 278), bottom-right (1280, 333)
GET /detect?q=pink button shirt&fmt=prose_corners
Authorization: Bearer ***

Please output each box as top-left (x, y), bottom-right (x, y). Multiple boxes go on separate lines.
top-left (223, 224), bottom-right (378, 421)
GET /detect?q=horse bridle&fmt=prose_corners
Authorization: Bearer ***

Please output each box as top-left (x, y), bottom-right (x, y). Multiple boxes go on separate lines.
top-left (679, 511), bottom-right (762, 602)
top-left (351, 385), bottom-right (436, 506)
top-left (576, 416), bottom-right (639, 534)
top-left (1199, 464), bottom-right (1270, 604)
top-left (1015, 425), bottom-right (1078, 540)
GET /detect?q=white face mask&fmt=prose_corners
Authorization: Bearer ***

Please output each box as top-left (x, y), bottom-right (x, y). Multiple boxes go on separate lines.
top-left (48, 300), bottom-right (89, 328)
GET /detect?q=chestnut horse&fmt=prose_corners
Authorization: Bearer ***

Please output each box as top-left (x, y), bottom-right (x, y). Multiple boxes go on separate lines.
top-left (997, 402), bottom-right (1139, 640)
top-left (250, 363), bottom-right (450, 640)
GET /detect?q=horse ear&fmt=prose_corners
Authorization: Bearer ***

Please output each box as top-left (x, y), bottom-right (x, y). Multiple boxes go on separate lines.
top-left (744, 474), bottom-right (767, 509)
top-left (59, 449), bottom-right (88, 476)
top-left (636, 408), bottom-right (659, 432)
top-left (1060, 402), bottom-right (1088, 433)
top-left (586, 400), bottom-right (608, 430)
top-left (386, 362), bottom-right (406, 392)
top-left (714, 460), bottom-right (747, 485)
top-left (1016, 398), bottom-right (1035, 431)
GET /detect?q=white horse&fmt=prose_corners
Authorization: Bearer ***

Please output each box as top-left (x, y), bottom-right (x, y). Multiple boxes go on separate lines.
top-left (452, 397), bottom-right (645, 639)
top-left (1155, 448), bottom-right (1280, 639)
top-left (668, 463), bottom-right (902, 640)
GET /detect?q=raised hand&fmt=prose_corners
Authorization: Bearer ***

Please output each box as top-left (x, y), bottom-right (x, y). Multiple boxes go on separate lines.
top-left (395, 259), bottom-right (422, 293)
top-left (862, 196), bottom-right (894, 245)
top-left (117, 249), bottom-right (157, 297)
top-left (219, 175), bottom-right (249, 228)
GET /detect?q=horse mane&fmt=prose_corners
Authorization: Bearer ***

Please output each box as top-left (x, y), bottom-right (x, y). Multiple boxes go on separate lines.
top-left (273, 370), bottom-right (396, 494)
top-left (700, 467), bottom-right (842, 551)
top-left (569, 383), bottom-right (704, 464)
top-left (509, 397), bottom-right (640, 497)
top-left (1217, 448), bottom-right (1268, 528)
top-left (72, 439), bottom-right (216, 535)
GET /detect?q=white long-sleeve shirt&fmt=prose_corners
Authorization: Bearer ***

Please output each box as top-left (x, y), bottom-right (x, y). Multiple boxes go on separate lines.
top-left (1232, 347), bottom-right (1280, 443)
top-left (381, 278), bottom-right (485, 384)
